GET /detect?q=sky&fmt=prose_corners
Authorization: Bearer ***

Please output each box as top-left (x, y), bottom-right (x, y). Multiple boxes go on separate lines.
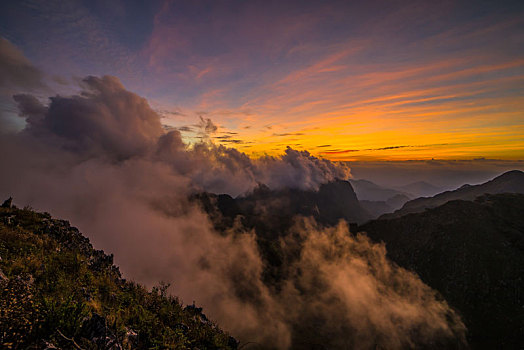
top-left (1, 0), bottom-right (523, 163)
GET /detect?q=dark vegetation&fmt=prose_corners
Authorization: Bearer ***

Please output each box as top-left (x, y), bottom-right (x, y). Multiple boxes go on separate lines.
top-left (0, 200), bottom-right (237, 349)
top-left (361, 193), bottom-right (524, 349)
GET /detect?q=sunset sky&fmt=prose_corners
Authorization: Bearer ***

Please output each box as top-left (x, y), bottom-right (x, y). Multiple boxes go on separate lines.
top-left (1, 0), bottom-right (523, 161)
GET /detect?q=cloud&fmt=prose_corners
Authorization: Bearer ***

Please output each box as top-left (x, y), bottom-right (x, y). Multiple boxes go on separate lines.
top-left (362, 144), bottom-right (451, 151)
top-left (6, 74), bottom-right (352, 197)
top-left (0, 75), bottom-right (466, 348)
top-left (369, 145), bottom-right (410, 150)
top-left (12, 94), bottom-right (47, 125)
top-left (321, 149), bottom-right (359, 154)
top-left (176, 125), bottom-right (194, 132)
top-left (275, 219), bottom-right (466, 349)
top-left (272, 132), bottom-right (304, 137)
top-left (0, 37), bottom-right (45, 92)
top-left (220, 139), bottom-right (243, 144)
top-left (198, 115), bottom-right (218, 134)
top-left (157, 108), bottom-right (186, 117)
top-left (20, 75), bottom-right (163, 160)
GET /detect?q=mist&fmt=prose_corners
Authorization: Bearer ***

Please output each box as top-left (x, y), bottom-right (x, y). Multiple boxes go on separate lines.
top-left (0, 75), bottom-right (466, 348)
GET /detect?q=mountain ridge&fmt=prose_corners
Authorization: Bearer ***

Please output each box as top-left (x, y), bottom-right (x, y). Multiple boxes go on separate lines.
top-left (381, 170), bottom-right (524, 219)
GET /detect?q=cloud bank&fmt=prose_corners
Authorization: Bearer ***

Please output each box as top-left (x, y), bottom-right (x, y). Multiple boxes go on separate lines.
top-left (0, 75), bottom-right (465, 348)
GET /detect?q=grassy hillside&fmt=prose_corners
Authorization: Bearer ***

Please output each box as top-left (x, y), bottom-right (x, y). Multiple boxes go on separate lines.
top-left (0, 200), bottom-right (237, 349)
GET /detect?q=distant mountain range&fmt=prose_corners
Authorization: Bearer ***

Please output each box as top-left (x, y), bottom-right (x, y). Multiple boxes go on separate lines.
top-left (359, 193), bottom-right (411, 218)
top-left (393, 180), bottom-right (444, 198)
top-left (382, 170), bottom-right (524, 219)
top-left (349, 179), bottom-right (411, 201)
top-left (349, 178), bottom-right (444, 202)
top-left (349, 179), bottom-right (444, 218)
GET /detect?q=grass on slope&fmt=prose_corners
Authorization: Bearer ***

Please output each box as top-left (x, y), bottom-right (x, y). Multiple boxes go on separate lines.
top-left (0, 202), bottom-right (237, 349)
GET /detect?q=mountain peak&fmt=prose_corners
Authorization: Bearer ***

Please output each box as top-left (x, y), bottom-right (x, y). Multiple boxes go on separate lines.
top-left (493, 169), bottom-right (524, 180)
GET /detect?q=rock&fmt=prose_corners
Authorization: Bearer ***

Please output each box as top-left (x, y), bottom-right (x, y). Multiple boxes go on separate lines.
top-left (1, 197), bottom-right (12, 208)
top-left (80, 313), bottom-right (122, 349)
top-left (124, 328), bottom-right (139, 348)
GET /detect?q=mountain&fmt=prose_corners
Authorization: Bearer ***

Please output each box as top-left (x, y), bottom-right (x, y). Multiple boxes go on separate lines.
top-left (197, 180), bottom-right (371, 235)
top-left (195, 181), bottom-right (467, 349)
top-left (195, 180), bottom-right (372, 286)
top-left (359, 200), bottom-right (393, 218)
top-left (386, 193), bottom-right (411, 209)
top-left (383, 170), bottom-right (524, 219)
top-left (0, 200), bottom-right (237, 349)
top-left (349, 179), bottom-right (412, 202)
top-left (360, 193), bottom-right (524, 349)
top-left (360, 193), bottom-right (411, 218)
top-left (394, 181), bottom-right (443, 198)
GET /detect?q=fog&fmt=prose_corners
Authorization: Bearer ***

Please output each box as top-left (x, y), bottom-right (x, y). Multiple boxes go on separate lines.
top-left (0, 75), bottom-right (466, 348)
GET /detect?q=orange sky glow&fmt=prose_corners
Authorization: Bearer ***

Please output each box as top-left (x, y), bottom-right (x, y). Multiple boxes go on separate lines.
top-left (2, 0), bottom-right (523, 161)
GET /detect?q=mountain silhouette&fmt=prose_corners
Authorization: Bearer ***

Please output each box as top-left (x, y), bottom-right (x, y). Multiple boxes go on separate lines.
top-left (360, 193), bottom-right (411, 218)
top-left (195, 179), bottom-right (371, 237)
top-left (361, 193), bottom-right (524, 349)
top-left (382, 170), bottom-right (524, 219)
top-left (349, 179), bottom-right (412, 201)
top-left (394, 181), bottom-right (444, 198)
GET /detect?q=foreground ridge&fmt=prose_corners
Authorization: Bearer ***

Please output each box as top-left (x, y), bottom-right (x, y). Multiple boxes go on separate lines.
top-left (0, 200), bottom-right (237, 349)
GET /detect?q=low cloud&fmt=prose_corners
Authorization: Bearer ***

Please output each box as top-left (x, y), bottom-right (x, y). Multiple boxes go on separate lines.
top-left (0, 75), bottom-right (466, 348)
